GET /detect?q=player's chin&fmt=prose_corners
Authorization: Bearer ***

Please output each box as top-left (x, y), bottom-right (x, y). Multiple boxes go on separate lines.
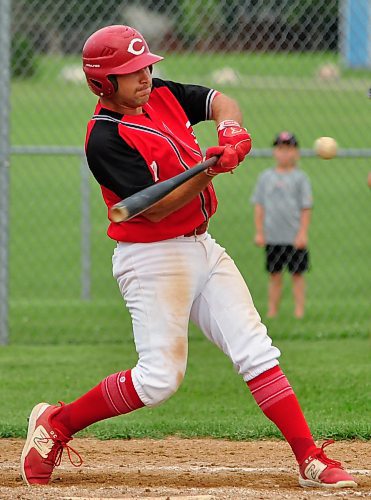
top-left (136, 89), bottom-right (151, 102)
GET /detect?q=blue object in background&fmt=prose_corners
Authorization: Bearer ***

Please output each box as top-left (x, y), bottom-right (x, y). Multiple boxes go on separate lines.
top-left (342, 0), bottom-right (371, 67)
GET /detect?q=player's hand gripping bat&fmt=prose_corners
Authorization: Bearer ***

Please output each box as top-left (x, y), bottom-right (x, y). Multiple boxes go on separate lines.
top-left (108, 156), bottom-right (218, 223)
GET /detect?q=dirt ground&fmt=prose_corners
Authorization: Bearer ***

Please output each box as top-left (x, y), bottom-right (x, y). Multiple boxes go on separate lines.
top-left (0, 438), bottom-right (370, 499)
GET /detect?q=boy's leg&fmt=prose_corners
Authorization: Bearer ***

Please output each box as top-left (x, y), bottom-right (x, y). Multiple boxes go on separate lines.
top-left (265, 245), bottom-right (286, 317)
top-left (292, 273), bottom-right (305, 318)
top-left (268, 272), bottom-right (283, 318)
top-left (288, 247), bottom-right (309, 318)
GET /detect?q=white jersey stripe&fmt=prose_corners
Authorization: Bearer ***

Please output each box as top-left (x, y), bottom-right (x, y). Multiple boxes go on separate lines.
top-left (206, 89), bottom-right (218, 120)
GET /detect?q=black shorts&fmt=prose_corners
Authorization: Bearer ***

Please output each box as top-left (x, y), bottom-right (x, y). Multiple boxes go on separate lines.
top-left (265, 245), bottom-right (309, 274)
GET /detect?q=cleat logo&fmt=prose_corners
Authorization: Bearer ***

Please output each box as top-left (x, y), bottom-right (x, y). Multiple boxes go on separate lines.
top-left (307, 464), bottom-right (319, 480)
top-left (32, 425), bottom-right (54, 458)
top-left (304, 459), bottom-right (327, 481)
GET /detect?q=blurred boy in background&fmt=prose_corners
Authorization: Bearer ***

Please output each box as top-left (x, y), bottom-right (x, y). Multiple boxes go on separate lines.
top-left (251, 132), bottom-right (313, 318)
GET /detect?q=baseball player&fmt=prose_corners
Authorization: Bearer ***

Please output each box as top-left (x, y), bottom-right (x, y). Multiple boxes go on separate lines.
top-left (21, 25), bottom-right (356, 489)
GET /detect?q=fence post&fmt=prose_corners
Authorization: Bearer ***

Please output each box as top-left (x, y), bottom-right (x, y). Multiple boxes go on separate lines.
top-left (0, 0), bottom-right (11, 345)
top-left (80, 156), bottom-right (91, 300)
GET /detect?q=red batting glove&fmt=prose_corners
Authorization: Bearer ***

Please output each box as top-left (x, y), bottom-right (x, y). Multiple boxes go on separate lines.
top-left (217, 120), bottom-right (252, 162)
top-left (205, 145), bottom-right (239, 176)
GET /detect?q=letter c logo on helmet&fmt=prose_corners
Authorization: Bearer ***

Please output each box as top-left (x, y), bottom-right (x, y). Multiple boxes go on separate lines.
top-left (127, 38), bottom-right (145, 56)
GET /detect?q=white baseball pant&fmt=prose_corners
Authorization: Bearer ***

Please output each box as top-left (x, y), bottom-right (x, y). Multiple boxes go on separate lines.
top-left (112, 232), bottom-right (280, 407)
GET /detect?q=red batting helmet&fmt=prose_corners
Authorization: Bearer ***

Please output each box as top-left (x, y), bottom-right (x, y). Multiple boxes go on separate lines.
top-left (82, 25), bottom-right (163, 97)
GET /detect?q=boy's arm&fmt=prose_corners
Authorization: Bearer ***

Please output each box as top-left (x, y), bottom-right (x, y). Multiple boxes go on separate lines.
top-left (294, 208), bottom-right (312, 249)
top-left (254, 204), bottom-right (265, 247)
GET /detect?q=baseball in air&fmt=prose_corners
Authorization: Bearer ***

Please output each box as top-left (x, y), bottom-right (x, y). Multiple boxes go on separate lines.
top-left (314, 136), bottom-right (338, 159)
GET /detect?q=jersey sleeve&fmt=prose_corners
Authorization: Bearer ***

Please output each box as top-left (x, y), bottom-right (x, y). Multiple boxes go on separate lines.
top-left (86, 121), bottom-right (154, 200)
top-left (154, 79), bottom-right (218, 125)
top-left (299, 172), bottom-right (313, 209)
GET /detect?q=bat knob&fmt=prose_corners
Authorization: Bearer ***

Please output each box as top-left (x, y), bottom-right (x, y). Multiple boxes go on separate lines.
top-left (109, 206), bottom-right (129, 223)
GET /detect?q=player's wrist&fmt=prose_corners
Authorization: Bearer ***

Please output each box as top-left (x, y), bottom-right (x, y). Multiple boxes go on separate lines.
top-left (204, 168), bottom-right (219, 177)
top-left (217, 120), bottom-right (241, 132)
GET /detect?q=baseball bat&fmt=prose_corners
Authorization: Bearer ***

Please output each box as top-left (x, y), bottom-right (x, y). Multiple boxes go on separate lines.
top-left (109, 155), bottom-right (218, 223)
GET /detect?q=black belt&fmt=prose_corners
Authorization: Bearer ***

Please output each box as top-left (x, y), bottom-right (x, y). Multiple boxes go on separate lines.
top-left (184, 221), bottom-right (208, 237)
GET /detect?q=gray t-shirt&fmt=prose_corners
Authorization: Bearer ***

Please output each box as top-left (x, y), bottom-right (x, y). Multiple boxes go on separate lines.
top-left (251, 167), bottom-right (313, 245)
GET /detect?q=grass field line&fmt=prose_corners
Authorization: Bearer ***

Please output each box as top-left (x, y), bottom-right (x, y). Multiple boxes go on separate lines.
top-left (2, 462), bottom-right (369, 475)
top-left (205, 76), bottom-right (370, 92)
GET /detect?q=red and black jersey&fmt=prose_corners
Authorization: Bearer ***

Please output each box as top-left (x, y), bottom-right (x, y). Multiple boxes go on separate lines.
top-left (85, 78), bottom-right (219, 242)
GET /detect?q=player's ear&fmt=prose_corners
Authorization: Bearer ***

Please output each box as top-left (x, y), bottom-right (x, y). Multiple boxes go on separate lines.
top-left (107, 75), bottom-right (118, 92)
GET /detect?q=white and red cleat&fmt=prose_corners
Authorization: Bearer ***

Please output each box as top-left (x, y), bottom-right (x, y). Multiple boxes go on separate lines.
top-left (299, 440), bottom-right (357, 488)
top-left (20, 402), bottom-right (82, 485)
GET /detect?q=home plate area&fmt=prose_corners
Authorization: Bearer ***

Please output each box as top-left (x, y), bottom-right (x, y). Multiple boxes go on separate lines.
top-left (1, 437), bottom-right (370, 499)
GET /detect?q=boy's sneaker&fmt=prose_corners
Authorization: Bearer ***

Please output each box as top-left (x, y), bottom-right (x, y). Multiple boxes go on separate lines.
top-left (21, 402), bottom-right (82, 485)
top-left (299, 440), bottom-right (357, 488)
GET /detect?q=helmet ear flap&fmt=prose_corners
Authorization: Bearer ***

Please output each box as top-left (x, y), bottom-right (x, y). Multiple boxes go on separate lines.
top-left (107, 75), bottom-right (118, 92)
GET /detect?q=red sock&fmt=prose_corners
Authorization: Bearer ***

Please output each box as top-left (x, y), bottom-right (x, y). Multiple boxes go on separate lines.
top-left (247, 366), bottom-right (317, 464)
top-left (51, 369), bottom-right (144, 436)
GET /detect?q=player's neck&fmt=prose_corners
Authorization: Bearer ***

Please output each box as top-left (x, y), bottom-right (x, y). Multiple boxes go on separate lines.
top-left (99, 98), bottom-right (143, 116)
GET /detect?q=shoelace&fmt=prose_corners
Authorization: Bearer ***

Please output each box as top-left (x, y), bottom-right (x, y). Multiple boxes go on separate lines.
top-left (40, 436), bottom-right (83, 468)
top-left (315, 440), bottom-right (342, 469)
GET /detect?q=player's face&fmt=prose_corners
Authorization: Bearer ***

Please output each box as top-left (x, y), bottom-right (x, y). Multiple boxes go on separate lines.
top-left (273, 144), bottom-right (299, 167)
top-left (111, 67), bottom-right (152, 114)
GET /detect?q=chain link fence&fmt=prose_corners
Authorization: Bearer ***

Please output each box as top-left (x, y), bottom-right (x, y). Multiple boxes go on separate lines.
top-left (1, 0), bottom-right (370, 344)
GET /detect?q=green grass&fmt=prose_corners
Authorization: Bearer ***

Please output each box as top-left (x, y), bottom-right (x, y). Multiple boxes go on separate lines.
top-left (0, 336), bottom-right (369, 439)
top-left (162, 51), bottom-right (371, 79)
top-left (10, 52), bottom-right (370, 148)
